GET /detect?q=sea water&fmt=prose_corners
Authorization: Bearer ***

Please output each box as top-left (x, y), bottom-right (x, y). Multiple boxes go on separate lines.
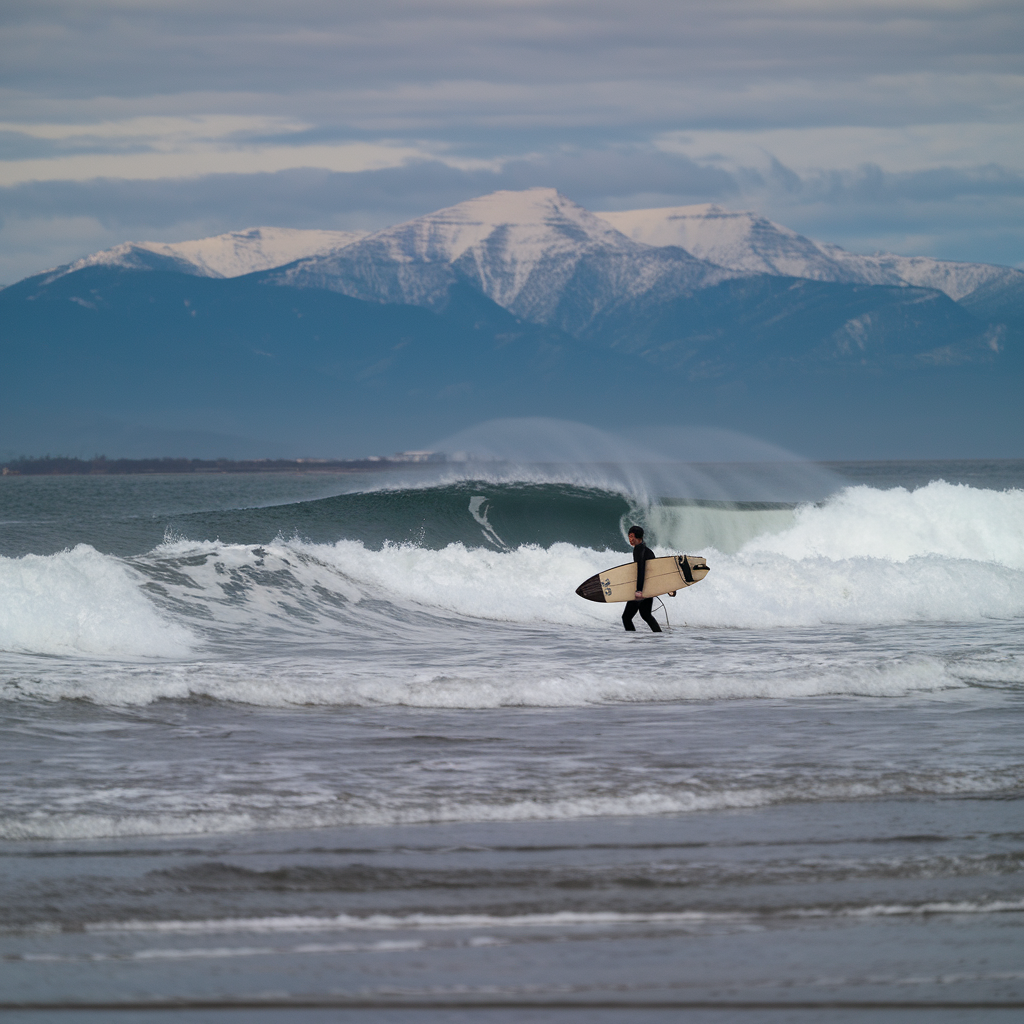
top-left (1, 459), bottom-right (1023, 1022)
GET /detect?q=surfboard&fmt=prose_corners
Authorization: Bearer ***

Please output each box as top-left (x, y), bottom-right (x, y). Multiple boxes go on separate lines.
top-left (575, 554), bottom-right (710, 603)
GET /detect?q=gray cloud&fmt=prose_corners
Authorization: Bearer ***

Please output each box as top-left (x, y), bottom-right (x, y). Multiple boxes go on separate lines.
top-left (0, 129), bottom-right (157, 161)
top-left (810, 163), bottom-right (1024, 203)
top-left (1, 1), bottom-right (1022, 281)
top-left (760, 163), bottom-right (1024, 266)
top-left (2, 1), bottom-right (1021, 134)
top-left (0, 151), bottom-right (738, 233)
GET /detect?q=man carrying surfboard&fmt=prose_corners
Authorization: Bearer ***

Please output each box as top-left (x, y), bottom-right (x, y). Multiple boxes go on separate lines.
top-left (623, 526), bottom-right (662, 632)
top-left (574, 538), bottom-right (709, 615)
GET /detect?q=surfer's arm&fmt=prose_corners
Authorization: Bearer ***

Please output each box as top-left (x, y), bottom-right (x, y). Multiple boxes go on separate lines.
top-left (634, 545), bottom-right (647, 596)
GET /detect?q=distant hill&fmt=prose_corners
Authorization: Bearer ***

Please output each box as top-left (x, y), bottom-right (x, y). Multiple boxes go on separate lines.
top-left (597, 203), bottom-right (1024, 308)
top-left (2, 189), bottom-right (1020, 460)
top-left (29, 226), bottom-right (368, 283)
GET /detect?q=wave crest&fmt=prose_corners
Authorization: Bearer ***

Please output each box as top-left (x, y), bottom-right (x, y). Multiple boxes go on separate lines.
top-left (744, 481), bottom-right (1024, 567)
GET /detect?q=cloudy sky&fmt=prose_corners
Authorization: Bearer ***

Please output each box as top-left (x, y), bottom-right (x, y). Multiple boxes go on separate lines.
top-left (1, 0), bottom-right (1021, 283)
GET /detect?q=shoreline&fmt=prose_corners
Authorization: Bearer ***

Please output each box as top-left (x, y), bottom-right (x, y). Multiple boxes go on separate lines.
top-left (0, 456), bottom-right (439, 476)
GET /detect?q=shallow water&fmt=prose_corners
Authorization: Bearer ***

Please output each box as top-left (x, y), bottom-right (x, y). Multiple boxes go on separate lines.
top-left (1, 459), bottom-right (1022, 1019)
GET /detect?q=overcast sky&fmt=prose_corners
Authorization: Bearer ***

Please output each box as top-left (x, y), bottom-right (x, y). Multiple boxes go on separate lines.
top-left (1, 0), bottom-right (1022, 283)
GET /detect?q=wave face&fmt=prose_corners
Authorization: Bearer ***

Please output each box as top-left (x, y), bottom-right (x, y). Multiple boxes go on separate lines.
top-left (171, 480), bottom-right (639, 553)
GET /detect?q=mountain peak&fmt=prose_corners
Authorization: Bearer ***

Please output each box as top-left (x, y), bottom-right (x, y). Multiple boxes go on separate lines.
top-left (273, 188), bottom-right (726, 330)
top-left (597, 203), bottom-right (1022, 301)
top-left (37, 226), bottom-right (366, 285)
top-left (158, 226), bottom-right (367, 277)
top-left (357, 187), bottom-right (634, 266)
top-left (596, 203), bottom-right (831, 278)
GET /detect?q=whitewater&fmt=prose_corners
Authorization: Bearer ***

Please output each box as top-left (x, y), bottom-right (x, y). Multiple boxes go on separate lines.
top-left (1, 454), bottom-right (1022, 1015)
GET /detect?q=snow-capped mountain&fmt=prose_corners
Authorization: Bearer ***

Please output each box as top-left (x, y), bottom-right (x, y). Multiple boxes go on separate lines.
top-left (818, 246), bottom-right (1022, 303)
top-left (38, 226), bottom-right (366, 284)
top-left (597, 204), bottom-right (1023, 304)
top-left (148, 226), bottom-right (367, 278)
top-left (597, 204), bottom-right (855, 281)
top-left (17, 190), bottom-right (1019, 335)
top-left (268, 188), bottom-right (734, 333)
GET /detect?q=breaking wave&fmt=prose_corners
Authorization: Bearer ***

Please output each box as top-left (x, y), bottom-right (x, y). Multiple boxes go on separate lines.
top-left (0, 478), bottom-right (1021, 707)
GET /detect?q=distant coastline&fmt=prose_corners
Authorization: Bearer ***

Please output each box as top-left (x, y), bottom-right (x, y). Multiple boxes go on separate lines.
top-left (4, 454), bottom-right (1022, 483)
top-left (0, 453), bottom-right (444, 476)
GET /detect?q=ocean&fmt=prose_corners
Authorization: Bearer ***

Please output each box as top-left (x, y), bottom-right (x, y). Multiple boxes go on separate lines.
top-left (1, 455), bottom-right (1023, 1022)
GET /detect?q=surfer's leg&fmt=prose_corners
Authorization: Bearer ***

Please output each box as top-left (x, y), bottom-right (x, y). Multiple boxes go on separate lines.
top-left (638, 598), bottom-right (662, 632)
top-left (622, 601), bottom-right (639, 631)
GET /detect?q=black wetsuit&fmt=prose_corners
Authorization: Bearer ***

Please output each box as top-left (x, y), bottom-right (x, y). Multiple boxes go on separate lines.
top-left (622, 542), bottom-right (662, 632)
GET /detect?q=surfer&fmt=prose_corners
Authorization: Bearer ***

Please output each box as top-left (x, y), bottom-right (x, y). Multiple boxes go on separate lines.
top-left (623, 526), bottom-right (662, 632)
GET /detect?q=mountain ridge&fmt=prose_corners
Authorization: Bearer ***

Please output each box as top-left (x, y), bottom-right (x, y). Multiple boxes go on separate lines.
top-left (264, 188), bottom-right (734, 335)
top-left (16, 189), bottom-right (1021, 326)
top-left (30, 226), bottom-right (368, 285)
top-left (596, 203), bottom-right (1024, 305)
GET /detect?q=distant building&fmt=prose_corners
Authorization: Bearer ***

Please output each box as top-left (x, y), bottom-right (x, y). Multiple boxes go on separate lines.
top-left (387, 451), bottom-right (446, 463)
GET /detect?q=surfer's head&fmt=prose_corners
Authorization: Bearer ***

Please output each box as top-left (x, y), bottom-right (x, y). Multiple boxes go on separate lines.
top-left (628, 525), bottom-right (644, 546)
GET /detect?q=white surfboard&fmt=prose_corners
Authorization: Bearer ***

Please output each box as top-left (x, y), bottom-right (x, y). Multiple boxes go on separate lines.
top-left (576, 554), bottom-right (710, 603)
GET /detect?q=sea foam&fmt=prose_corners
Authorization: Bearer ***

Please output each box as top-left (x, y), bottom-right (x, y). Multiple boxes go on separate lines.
top-left (3, 762), bottom-right (1020, 841)
top-left (743, 481), bottom-right (1024, 567)
top-left (83, 898), bottom-right (1024, 936)
top-left (0, 544), bottom-right (194, 657)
